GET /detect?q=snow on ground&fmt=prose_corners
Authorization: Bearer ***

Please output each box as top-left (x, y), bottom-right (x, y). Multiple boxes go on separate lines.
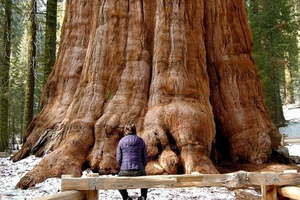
top-left (0, 104), bottom-right (299, 200)
top-left (279, 104), bottom-right (300, 138)
top-left (279, 104), bottom-right (300, 157)
top-left (0, 155), bottom-right (239, 200)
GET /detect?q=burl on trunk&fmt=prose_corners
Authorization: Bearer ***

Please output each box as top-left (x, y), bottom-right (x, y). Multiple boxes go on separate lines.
top-left (13, 0), bottom-right (281, 189)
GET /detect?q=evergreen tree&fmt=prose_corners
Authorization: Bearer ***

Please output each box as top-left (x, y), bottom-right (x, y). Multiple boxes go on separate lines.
top-left (9, 1), bottom-right (28, 144)
top-left (247, 0), bottom-right (299, 125)
top-left (43, 0), bottom-right (57, 86)
top-left (291, 0), bottom-right (300, 103)
top-left (283, 0), bottom-right (299, 104)
top-left (22, 0), bottom-right (37, 134)
top-left (0, 0), bottom-right (12, 151)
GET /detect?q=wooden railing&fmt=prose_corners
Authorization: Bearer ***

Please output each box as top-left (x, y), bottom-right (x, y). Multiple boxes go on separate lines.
top-left (284, 137), bottom-right (300, 145)
top-left (281, 136), bottom-right (300, 146)
top-left (0, 152), bottom-right (6, 157)
top-left (32, 170), bottom-right (300, 200)
top-left (0, 150), bottom-right (18, 157)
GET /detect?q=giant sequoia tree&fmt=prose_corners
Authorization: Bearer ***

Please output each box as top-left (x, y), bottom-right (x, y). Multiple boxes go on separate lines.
top-left (13, 0), bottom-right (281, 189)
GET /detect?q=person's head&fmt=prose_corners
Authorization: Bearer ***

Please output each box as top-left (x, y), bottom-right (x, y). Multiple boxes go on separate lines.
top-left (124, 123), bottom-right (136, 135)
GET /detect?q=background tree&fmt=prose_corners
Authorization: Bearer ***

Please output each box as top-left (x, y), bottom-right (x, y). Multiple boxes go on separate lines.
top-left (43, 0), bottom-right (57, 87)
top-left (291, 0), bottom-right (300, 103)
top-left (22, 0), bottom-right (37, 133)
top-left (12, 0), bottom-right (283, 189)
top-left (285, 35), bottom-right (298, 105)
top-left (8, 1), bottom-right (27, 146)
top-left (6, 0), bottom-right (64, 149)
top-left (0, 0), bottom-right (12, 152)
top-left (247, 0), bottom-right (299, 125)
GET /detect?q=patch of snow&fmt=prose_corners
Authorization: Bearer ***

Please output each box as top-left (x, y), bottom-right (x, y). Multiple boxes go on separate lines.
top-left (286, 144), bottom-right (300, 157)
top-left (0, 156), bottom-right (61, 200)
top-left (0, 155), bottom-right (236, 199)
top-left (279, 104), bottom-right (300, 157)
top-left (279, 104), bottom-right (300, 138)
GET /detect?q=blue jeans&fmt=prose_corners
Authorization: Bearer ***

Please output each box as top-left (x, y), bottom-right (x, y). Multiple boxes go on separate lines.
top-left (118, 169), bottom-right (148, 200)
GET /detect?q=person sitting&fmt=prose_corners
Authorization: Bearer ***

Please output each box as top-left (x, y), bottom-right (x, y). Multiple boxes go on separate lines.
top-left (116, 123), bottom-right (148, 200)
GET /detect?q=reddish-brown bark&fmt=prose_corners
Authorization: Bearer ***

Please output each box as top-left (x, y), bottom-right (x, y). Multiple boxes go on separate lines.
top-left (204, 0), bottom-right (281, 164)
top-left (13, 0), bottom-right (281, 189)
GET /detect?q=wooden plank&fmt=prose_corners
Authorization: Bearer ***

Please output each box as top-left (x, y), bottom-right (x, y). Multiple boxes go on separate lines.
top-left (60, 171), bottom-right (300, 191)
top-left (239, 171), bottom-right (300, 186)
top-left (178, 174), bottom-right (236, 187)
top-left (150, 172), bottom-right (300, 187)
top-left (284, 137), bottom-right (300, 144)
top-left (177, 175), bottom-right (203, 183)
top-left (61, 176), bottom-right (91, 191)
top-left (95, 174), bottom-right (232, 189)
top-left (0, 152), bottom-right (7, 157)
top-left (278, 186), bottom-right (300, 199)
top-left (31, 190), bottom-right (85, 200)
top-left (283, 136), bottom-right (300, 139)
top-left (96, 176), bottom-right (178, 190)
top-left (62, 178), bottom-right (94, 191)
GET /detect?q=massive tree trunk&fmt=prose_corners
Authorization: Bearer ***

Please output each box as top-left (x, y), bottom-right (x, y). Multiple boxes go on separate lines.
top-left (13, 0), bottom-right (281, 189)
top-left (205, 0), bottom-right (281, 164)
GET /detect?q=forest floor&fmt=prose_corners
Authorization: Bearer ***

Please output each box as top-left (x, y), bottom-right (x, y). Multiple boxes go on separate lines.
top-left (0, 104), bottom-right (299, 200)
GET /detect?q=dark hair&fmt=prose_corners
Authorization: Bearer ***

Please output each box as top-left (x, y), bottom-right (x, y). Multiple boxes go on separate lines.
top-left (124, 123), bottom-right (136, 135)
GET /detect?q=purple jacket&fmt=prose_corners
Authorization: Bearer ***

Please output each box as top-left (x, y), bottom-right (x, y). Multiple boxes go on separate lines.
top-left (116, 134), bottom-right (148, 170)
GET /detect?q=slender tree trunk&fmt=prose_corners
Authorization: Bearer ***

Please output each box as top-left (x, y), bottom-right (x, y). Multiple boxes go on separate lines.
top-left (0, 0), bottom-right (12, 152)
top-left (43, 0), bottom-right (57, 91)
top-left (275, 79), bottom-right (285, 125)
top-left (270, 29), bottom-right (285, 126)
top-left (13, 0), bottom-right (281, 189)
top-left (284, 64), bottom-right (294, 104)
top-left (22, 0), bottom-right (37, 135)
top-left (297, 1), bottom-right (300, 103)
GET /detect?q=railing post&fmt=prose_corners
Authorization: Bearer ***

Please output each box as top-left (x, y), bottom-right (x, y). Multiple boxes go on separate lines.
top-left (261, 185), bottom-right (277, 200)
top-left (86, 173), bottom-right (99, 200)
top-left (260, 171), bottom-right (277, 200)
